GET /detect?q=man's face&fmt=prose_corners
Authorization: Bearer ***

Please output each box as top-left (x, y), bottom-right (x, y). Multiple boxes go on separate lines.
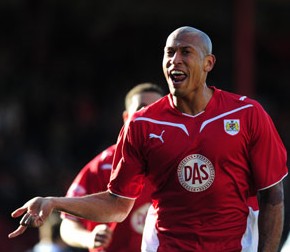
top-left (162, 31), bottom-right (208, 97)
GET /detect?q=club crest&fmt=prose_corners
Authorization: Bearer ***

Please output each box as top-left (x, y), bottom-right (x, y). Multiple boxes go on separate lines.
top-left (224, 119), bottom-right (240, 135)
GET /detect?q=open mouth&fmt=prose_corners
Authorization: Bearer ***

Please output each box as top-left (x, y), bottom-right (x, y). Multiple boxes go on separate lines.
top-left (170, 70), bottom-right (187, 83)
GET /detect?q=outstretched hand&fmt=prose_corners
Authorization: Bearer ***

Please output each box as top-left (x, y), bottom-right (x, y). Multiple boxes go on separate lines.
top-left (8, 197), bottom-right (53, 238)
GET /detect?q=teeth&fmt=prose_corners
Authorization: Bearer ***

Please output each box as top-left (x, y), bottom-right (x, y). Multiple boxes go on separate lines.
top-left (171, 70), bottom-right (185, 75)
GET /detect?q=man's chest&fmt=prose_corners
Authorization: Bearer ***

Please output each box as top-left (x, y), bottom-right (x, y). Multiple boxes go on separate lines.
top-left (135, 112), bottom-right (251, 193)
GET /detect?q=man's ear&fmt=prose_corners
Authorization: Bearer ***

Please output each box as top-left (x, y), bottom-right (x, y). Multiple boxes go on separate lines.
top-left (122, 110), bottom-right (128, 123)
top-left (204, 54), bottom-right (216, 72)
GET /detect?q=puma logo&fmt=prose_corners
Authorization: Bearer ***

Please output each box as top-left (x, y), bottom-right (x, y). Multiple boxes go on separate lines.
top-left (149, 130), bottom-right (165, 143)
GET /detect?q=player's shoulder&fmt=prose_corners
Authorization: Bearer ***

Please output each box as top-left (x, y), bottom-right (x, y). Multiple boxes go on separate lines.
top-left (217, 87), bottom-right (264, 110)
top-left (82, 144), bottom-right (116, 173)
top-left (95, 144), bottom-right (116, 163)
top-left (133, 95), bottom-right (169, 118)
top-left (102, 144), bottom-right (117, 156)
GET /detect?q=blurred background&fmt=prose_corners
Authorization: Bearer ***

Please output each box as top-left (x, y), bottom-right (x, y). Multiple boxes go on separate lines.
top-left (0, 0), bottom-right (289, 251)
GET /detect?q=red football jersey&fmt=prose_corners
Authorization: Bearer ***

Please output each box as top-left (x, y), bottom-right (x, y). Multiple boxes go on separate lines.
top-left (62, 144), bottom-right (152, 252)
top-left (108, 87), bottom-right (288, 252)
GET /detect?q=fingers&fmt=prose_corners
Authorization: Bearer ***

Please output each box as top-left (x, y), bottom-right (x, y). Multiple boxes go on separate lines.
top-left (19, 212), bottom-right (44, 228)
top-left (9, 211), bottom-right (45, 239)
top-left (19, 212), bottom-right (34, 227)
top-left (11, 207), bottom-right (27, 218)
top-left (9, 197), bottom-right (48, 239)
top-left (8, 225), bottom-right (27, 238)
top-left (8, 208), bottom-right (30, 238)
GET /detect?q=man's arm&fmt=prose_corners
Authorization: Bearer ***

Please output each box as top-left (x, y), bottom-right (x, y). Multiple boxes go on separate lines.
top-left (60, 218), bottom-right (114, 249)
top-left (8, 190), bottom-right (135, 238)
top-left (258, 181), bottom-right (285, 252)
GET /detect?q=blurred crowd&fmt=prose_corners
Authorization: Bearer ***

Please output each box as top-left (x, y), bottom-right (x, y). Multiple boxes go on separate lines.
top-left (0, 80), bottom-right (122, 251)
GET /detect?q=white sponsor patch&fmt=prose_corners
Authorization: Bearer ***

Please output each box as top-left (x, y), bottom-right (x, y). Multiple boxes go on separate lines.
top-left (177, 154), bottom-right (215, 192)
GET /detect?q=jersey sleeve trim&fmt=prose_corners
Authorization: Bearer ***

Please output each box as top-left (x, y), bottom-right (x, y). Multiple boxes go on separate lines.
top-left (258, 173), bottom-right (288, 191)
top-left (108, 189), bottom-right (137, 200)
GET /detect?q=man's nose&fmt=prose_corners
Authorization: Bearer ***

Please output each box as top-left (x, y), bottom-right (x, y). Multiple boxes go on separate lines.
top-left (171, 51), bottom-right (182, 64)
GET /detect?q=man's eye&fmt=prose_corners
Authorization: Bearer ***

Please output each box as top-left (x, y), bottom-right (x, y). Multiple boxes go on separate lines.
top-left (182, 50), bottom-right (190, 55)
top-left (166, 50), bottom-right (175, 57)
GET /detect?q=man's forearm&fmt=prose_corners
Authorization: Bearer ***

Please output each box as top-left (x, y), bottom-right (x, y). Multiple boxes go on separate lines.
top-left (258, 182), bottom-right (285, 252)
top-left (258, 201), bottom-right (284, 251)
top-left (51, 191), bottom-right (134, 223)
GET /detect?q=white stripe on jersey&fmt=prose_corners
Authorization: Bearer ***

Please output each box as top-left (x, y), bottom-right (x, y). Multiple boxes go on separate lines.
top-left (199, 104), bottom-right (254, 132)
top-left (134, 117), bottom-right (189, 136)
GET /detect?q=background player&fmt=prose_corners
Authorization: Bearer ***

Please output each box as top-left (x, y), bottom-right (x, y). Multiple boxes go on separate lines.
top-left (60, 82), bottom-right (165, 252)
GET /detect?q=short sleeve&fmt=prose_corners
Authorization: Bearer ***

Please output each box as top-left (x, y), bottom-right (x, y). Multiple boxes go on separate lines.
top-left (108, 121), bottom-right (145, 199)
top-left (248, 103), bottom-right (288, 190)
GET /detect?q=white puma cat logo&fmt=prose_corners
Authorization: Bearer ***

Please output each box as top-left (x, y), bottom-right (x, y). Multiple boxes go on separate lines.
top-left (149, 130), bottom-right (165, 143)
